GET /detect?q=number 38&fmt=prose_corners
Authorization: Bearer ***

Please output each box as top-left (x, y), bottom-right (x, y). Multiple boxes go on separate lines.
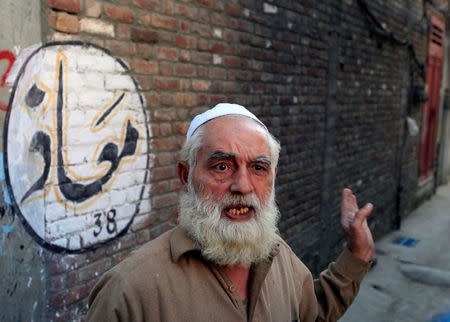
top-left (93, 209), bottom-right (117, 237)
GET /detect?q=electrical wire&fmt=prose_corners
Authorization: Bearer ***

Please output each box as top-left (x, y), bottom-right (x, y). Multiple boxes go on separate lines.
top-left (356, 0), bottom-right (426, 80)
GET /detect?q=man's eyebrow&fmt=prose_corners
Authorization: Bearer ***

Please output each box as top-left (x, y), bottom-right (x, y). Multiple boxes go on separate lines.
top-left (254, 156), bottom-right (271, 166)
top-left (207, 151), bottom-right (271, 166)
top-left (207, 151), bottom-right (236, 161)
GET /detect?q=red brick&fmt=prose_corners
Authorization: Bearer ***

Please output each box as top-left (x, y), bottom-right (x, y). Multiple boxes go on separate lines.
top-left (159, 94), bottom-right (174, 106)
top-left (136, 229), bottom-right (151, 244)
top-left (223, 56), bottom-right (241, 68)
top-left (160, 62), bottom-right (173, 76)
top-left (160, 123), bottom-right (172, 136)
top-left (176, 4), bottom-right (198, 20)
top-left (48, 10), bottom-right (57, 29)
top-left (137, 12), bottom-right (151, 26)
top-left (223, 81), bottom-right (238, 93)
top-left (152, 14), bottom-right (177, 31)
top-left (170, 178), bottom-right (183, 190)
top-left (174, 63), bottom-right (196, 77)
top-left (116, 24), bottom-right (130, 39)
top-left (49, 274), bottom-right (67, 292)
top-left (104, 4), bottom-right (134, 23)
top-left (113, 251), bottom-right (130, 265)
top-left (48, 308), bottom-right (68, 321)
top-left (175, 93), bottom-right (198, 107)
top-left (224, 30), bottom-right (235, 42)
top-left (192, 80), bottom-right (211, 91)
top-left (154, 78), bottom-right (179, 91)
top-left (48, 254), bottom-right (87, 274)
top-left (156, 46), bottom-right (178, 61)
top-left (198, 66), bottom-right (208, 78)
top-left (136, 43), bottom-right (152, 58)
top-left (131, 59), bottom-right (158, 74)
top-left (191, 52), bottom-right (211, 64)
top-left (229, 18), bottom-right (238, 29)
top-left (55, 12), bottom-right (79, 33)
top-left (181, 21), bottom-right (190, 32)
top-left (192, 22), bottom-right (211, 36)
top-left (158, 30), bottom-right (175, 43)
top-left (106, 233), bottom-right (137, 255)
top-left (136, 75), bottom-right (152, 91)
top-left (173, 121), bottom-right (190, 134)
top-left (131, 28), bottom-right (159, 43)
top-left (180, 50), bottom-right (191, 62)
top-left (211, 13), bottom-right (227, 26)
top-left (154, 108), bottom-right (177, 121)
top-left (51, 284), bottom-right (87, 307)
top-left (152, 166), bottom-right (175, 181)
top-left (239, 46), bottom-right (251, 57)
top-left (215, 1), bottom-right (224, 11)
top-left (105, 40), bottom-right (136, 56)
top-left (196, 0), bottom-right (213, 8)
top-left (210, 95), bottom-right (227, 105)
top-left (151, 138), bottom-right (176, 151)
top-left (133, 0), bottom-right (158, 10)
top-left (212, 81), bottom-right (221, 92)
top-left (210, 42), bottom-right (227, 53)
top-left (198, 38), bottom-right (209, 51)
top-left (78, 258), bottom-right (112, 282)
top-left (156, 152), bottom-right (176, 166)
top-left (209, 67), bottom-right (227, 79)
top-left (47, 0), bottom-right (81, 12)
top-left (176, 35), bottom-right (196, 49)
top-left (225, 3), bottom-right (241, 17)
top-left (163, 1), bottom-right (174, 15)
top-left (180, 79), bottom-right (190, 91)
top-left (239, 20), bottom-right (254, 33)
top-left (86, 0), bottom-right (101, 18)
top-left (153, 192), bottom-right (178, 209)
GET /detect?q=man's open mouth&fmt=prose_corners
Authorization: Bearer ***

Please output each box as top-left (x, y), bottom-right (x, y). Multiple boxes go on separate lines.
top-left (224, 205), bottom-right (254, 219)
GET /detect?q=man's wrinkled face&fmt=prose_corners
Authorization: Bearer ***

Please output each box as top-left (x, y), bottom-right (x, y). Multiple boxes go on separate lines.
top-left (178, 115), bottom-right (279, 267)
top-left (191, 115), bottom-right (275, 219)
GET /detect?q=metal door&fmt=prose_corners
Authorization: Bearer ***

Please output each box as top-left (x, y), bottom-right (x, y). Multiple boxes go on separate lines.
top-left (419, 16), bottom-right (445, 182)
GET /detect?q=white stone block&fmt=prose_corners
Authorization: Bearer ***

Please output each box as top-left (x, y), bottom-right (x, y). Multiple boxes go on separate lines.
top-left (105, 74), bottom-right (135, 91)
top-left (45, 202), bottom-right (67, 223)
top-left (80, 18), bottom-right (115, 37)
top-left (76, 53), bottom-right (116, 73)
top-left (263, 3), bottom-right (278, 14)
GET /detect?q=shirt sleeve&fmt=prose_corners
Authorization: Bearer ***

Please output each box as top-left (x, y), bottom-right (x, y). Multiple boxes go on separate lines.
top-left (86, 270), bottom-right (143, 322)
top-left (313, 247), bottom-right (371, 321)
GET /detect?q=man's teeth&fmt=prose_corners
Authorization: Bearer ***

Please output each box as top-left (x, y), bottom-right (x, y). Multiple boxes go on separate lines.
top-left (229, 207), bottom-right (249, 215)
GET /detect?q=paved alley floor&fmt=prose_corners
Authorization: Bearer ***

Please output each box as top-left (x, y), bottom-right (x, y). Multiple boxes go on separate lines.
top-left (340, 183), bottom-right (450, 322)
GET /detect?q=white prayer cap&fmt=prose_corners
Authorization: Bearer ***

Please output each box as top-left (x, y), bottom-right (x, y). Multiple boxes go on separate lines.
top-left (186, 103), bottom-right (267, 139)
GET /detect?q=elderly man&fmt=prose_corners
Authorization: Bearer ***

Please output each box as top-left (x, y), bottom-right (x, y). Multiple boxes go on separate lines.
top-left (87, 103), bottom-right (374, 321)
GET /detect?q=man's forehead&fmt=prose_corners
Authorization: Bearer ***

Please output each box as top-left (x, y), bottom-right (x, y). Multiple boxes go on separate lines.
top-left (199, 115), bottom-right (270, 157)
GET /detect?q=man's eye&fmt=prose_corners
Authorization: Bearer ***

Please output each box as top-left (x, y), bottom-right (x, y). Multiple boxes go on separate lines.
top-left (216, 163), bottom-right (228, 171)
top-left (253, 165), bottom-right (266, 171)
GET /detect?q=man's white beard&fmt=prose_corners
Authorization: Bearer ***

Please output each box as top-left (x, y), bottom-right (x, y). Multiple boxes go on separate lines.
top-left (178, 183), bottom-right (280, 267)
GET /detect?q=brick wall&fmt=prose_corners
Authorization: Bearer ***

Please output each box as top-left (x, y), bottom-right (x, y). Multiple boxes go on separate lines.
top-left (0, 0), bottom-right (447, 320)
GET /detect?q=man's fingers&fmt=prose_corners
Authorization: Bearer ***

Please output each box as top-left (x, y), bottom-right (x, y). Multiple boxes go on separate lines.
top-left (341, 188), bottom-right (357, 213)
top-left (353, 203), bottom-right (373, 226)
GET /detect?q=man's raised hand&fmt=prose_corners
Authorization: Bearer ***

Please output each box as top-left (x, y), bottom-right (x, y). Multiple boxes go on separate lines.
top-left (340, 188), bottom-right (375, 262)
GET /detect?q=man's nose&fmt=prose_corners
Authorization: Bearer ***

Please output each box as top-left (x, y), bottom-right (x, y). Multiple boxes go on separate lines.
top-left (230, 168), bottom-right (253, 195)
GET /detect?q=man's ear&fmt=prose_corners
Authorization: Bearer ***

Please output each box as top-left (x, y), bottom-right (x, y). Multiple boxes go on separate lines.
top-left (177, 161), bottom-right (190, 192)
top-left (274, 167), bottom-right (278, 176)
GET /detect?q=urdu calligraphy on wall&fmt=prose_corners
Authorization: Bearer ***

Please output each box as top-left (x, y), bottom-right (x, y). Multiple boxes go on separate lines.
top-left (4, 42), bottom-right (150, 252)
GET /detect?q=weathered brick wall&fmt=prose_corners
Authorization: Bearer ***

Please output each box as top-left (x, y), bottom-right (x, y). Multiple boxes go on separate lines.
top-left (0, 0), bottom-right (447, 320)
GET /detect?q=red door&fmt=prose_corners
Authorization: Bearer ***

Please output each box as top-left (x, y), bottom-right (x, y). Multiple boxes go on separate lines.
top-left (419, 16), bottom-right (445, 182)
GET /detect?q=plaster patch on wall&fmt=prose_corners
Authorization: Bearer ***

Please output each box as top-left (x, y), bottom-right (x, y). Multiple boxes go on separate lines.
top-left (4, 42), bottom-right (151, 253)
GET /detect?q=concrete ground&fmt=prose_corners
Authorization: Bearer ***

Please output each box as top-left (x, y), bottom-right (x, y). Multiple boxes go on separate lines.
top-left (340, 183), bottom-right (450, 322)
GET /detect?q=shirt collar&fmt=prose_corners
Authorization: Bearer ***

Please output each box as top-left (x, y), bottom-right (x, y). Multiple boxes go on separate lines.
top-left (169, 226), bottom-right (200, 262)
